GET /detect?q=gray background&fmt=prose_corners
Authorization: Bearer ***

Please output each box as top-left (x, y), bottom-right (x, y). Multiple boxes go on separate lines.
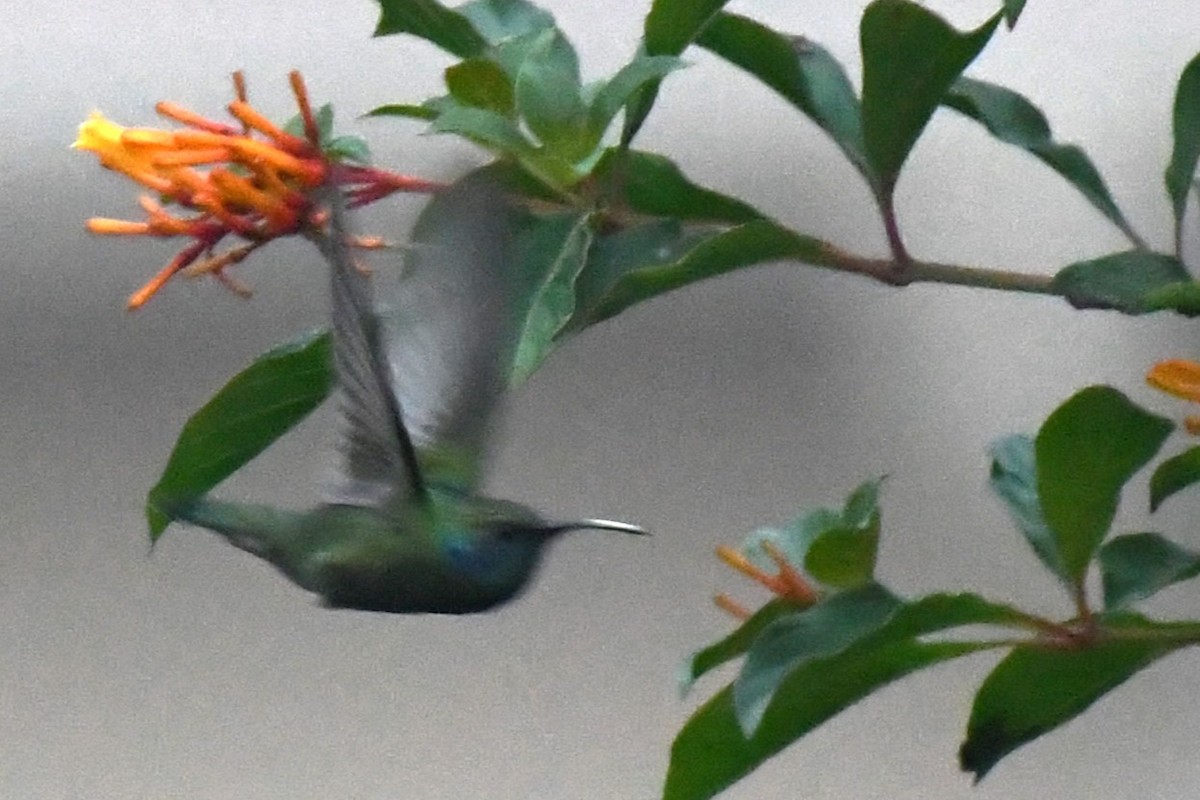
top-left (5, 1), bottom-right (1200, 797)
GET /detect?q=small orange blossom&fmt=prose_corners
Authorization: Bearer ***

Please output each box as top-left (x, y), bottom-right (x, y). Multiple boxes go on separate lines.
top-left (713, 541), bottom-right (819, 621)
top-left (75, 71), bottom-right (443, 309)
top-left (1147, 359), bottom-right (1200, 434)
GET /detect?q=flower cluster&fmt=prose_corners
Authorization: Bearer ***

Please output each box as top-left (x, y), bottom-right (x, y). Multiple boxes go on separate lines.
top-left (713, 541), bottom-right (819, 620)
top-left (74, 71), bottom-right (441, 309)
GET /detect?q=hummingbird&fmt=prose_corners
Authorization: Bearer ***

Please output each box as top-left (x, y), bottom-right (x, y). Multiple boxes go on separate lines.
top-left (162, 175), bottom-right (644, 613)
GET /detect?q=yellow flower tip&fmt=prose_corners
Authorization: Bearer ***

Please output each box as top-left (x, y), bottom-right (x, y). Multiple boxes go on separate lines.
top-left (714, 593), bottom-right (752, 621)
top-left (716, 544), bottom-right (790, 596)
top-left (1185, 416), bottom-right (1200, 436)
top-left (1147, 359), bottom-right (1200, 403)
top-left (72, 111), bottom-right (124, 152)
top-left (715, 544), bottom-right (753, 574)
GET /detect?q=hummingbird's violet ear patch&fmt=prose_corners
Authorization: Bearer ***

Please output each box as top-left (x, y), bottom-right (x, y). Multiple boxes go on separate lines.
top-left (74, 71), bottom-right (442, 309)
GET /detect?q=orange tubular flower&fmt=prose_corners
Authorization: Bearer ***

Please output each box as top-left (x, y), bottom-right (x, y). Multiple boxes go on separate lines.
top-left (713, 541), bottom-right (819, 621)
top-left (74, 71), bottom-right (445, 309)
top-left (1147, 359), bottom-right (1200, 434)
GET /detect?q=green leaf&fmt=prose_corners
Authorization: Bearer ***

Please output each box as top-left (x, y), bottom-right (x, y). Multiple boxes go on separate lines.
top-left (445, 58), bottom-right (516, 116)
top-left (803, 478), bottom-right (883, 588)
top-left (427, 105), bottom-right (580, 189)
top-left (697, 12), bottom-right (872, 183)
top-left (572, 219), bottom-right (838, 330)
top-left (860, 1), bottom-right (1001, 188)
top-left (364, 102), bottom-right (442, 121)
top-left (1165, 52), bottom-right (1200, 246)
top-left (1099, 532), bottom-right (1200, 610)
top-left (591, 149), bottom-right (763, 223)
top-left (1035, 386), bottom-right (1173, 584)
top-left (1053, 250), bottom-right (1191, 313)
top-left (145, 329), bottom-right (333, 540)
top-left (509, 213), bottom-right (593, 383)
top-left (943, 77), bottom-right (1140, 245)
top-left (430, 104), bottom-right (535, 152)
top-left (585, 55), bottom-right (683, 150)
top-left (1151, 445), bottom-right (1200, 510)
top-left (625, 0), bottom-right (734, 146)
top-left (1141, 280), bottom-right (1200, 316)
top-left (680, 599), bottom-right (798, 695)
top-left (644, 0), bottom-right (728, 57)
top-left (988, 434), bottom-right (1068, 584)
top-left (960, 628), bottom-right (1178, 780)
top-left (665, 593), bottom-right (1022, 800)
top-left (735, 583), bottom-right (901, 735)
top-left (514, 29), bottom-right (588, 158)
top-left (373, 0), bottom-right (487, 58)
top-left (1002, 0), bottom-right (1027, 28)
top-left (458, 0), bottom-right (555, 44)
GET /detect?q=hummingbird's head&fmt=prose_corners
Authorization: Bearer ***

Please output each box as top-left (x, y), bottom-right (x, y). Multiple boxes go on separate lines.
top-left (441, 498), bottom-right (646, 605)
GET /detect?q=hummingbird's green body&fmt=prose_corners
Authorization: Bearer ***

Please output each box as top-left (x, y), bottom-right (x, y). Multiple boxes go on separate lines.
top-left (164, 176), bottom-right (642, 613)
top-left (169, 490), bottom-right (554, 613)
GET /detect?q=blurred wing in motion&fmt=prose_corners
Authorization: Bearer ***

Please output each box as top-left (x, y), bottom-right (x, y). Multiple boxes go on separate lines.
top-left (316, 184), bottom-right (426, 510)
top-left (319, 173), bottom-right (521, 507)
top-left (383, 174), bottom-right (521, 491)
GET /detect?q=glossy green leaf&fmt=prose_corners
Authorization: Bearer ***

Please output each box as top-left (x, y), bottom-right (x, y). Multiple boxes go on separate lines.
top-left (509, 213), bottom-right (593, 383)
top-left (1151, 445), bottom-right (1200, 510)
top-left (644, 0), bottom-right (728, 57)
top-left (458, 0), bottom-right (555, 44)
top-left (585, 55), bottom-right (683, 149)
top-left (1035, 386), bottom-right (1173, 584)
top-left (1141, 281), bottom-right (1200, 316)
top-left (860, 1), bottom-right (1001, 188)
top-left (697, 12), bottom-right (872, 183)
top-left (943, 77), bottom-right (1140, 245)
top-left (373, 0), bottom-right (486, 57)
top-left (739, 510), bottom-right (843, 573)
top-left (680, 599), bottom-right (798, 695)
top-left (572, 219), bottom-right (838, 330)
top-left (570, 218), bottom-right (712, 336)
top-left (735, 583), bottom-right (901, 735)
top-left (960, 628), bottom-right (1178, 780)
top-left (324, 136), bottom-right (372, 164)
top-left (430, 104), bottom-right (534, 152)
top-left (666, 593), bottom-right (1022, 800)
top-left (1053, 250), bottom-right (1191, 313)
top-left (1002, 0), bottom-right (1027, 28)
top-left (591, 149), bottom-right (762, 223)
top-left (1165, 52), bottom-right (1200, 246)
top-left (446, 58), bottom-right (516, 116)
top-left (625, 0), bottom-right (734, 145)
top-left (515, 29), bottom-right (588, 157)
top-left (1099, 532), bottom-right (1200, 610)
top-left (146, 329), bottom-right (333, 540)
top-left (428, 105), bottom-right (579, 189)
top-left (804, 478), bottom-right (883, 588)
top-left (988, 434), bottom-right (1067, 584)
top-left (364, 102), bottom-right (441, 121)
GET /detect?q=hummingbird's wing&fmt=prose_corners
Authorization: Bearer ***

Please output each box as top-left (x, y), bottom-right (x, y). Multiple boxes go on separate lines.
top-left (318, 174), bottom-right (519, 508)
top-left (316, 184), bottom-right (426, 509)
top-left (378, 174), bottom-right (520, 491)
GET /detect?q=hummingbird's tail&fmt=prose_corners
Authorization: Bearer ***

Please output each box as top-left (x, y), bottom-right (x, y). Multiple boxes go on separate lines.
top-left (158, 495), bottom-right (310, 561)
